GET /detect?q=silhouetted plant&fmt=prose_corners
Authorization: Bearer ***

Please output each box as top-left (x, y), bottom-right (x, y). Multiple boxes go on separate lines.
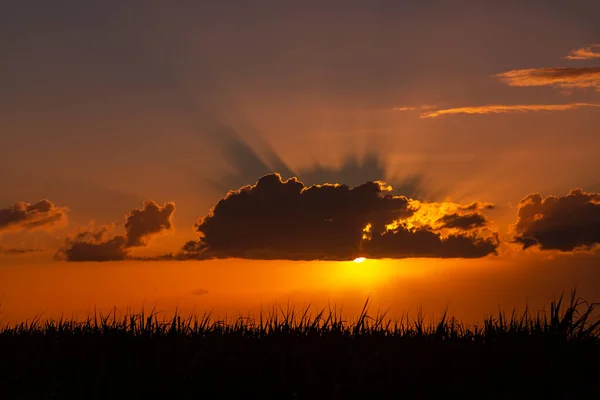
top-left (1, 290), bottom-right (598, 398)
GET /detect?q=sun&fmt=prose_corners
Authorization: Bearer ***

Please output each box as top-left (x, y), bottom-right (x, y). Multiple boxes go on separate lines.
top-left (353, 257), bottom-right (367, 263)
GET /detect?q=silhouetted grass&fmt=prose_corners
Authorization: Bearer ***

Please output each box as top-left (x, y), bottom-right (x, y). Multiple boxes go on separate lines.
top-left (1, 291), bottom-right (599, 398)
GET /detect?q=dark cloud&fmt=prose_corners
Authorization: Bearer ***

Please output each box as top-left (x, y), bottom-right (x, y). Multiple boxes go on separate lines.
top-left (181, 173), bottom-right (498, 261)
top-left (513, 189), bottom-right (600, 251)
top-left (124, 200), bottom-right (176, 248)
top-left (362, 229), bottom-right (499, 259)
top-left (436, 212), bottom-right (488, 230)
top-left (58, 227), bottom-right (129, 261)
top-left (458, 201), bottom-right (495, 211)
top-left (185, 174), bottom-right (412, 260)
top-left (0, 199), bottom-right (67, 232)
top-left (57, 200), bottom-right (175, 261)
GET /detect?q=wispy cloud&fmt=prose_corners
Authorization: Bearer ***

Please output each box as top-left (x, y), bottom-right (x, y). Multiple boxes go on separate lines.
top-left (0, 245), bottom-right (43, 255)
top-left (493, 67), bottom-right (600, 92)
top-left (392, 105), bottom-right (437, 112)
top-left (564, 44), bottom-right (600, 60)
top-left (420, 103), bottom-right (600, 119)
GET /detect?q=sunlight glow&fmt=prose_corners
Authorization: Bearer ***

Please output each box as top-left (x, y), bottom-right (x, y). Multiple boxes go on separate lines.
top-left (353, 257), bottom-right (366, 263)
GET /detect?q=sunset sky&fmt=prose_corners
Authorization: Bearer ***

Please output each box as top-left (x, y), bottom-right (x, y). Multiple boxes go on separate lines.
top-left (1, 1), bottom-right (600, 324)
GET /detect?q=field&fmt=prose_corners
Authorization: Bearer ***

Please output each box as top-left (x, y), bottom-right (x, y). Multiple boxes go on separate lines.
top-left (2, 292), bottom-right (599, 399)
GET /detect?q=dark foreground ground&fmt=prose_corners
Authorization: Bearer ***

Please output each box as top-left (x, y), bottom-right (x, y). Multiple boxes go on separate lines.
top-left (2, 295), bottom-right (599, 399)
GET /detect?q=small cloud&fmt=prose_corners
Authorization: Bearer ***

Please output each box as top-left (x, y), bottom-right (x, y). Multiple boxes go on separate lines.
top-left (124, 200), bottom-right (176, 248)
top-left (57, 227), bottom-right (129, 261)
top-left (191, 288), bottom-right (209, 296)
top-left (460, 201), bottom-right (495, 211)
top-left (564, 44), bottom-right (600, 60)
top-left (56, 200), bottom-right (176, 261)
top-left (420, 103), bottom-right (600, 118)
top-left (0, 200), bottom-right (67, 233)
top-left (392, 104), bottom-right (437, 112)
top-left (0, 245), bottom-right (43, 255)
top-left (493, 67), bottom-right (600, 92)
top-left (436, 212), bottom-right (488, 230)
top-left (512, 188), bottom-right (600, 252)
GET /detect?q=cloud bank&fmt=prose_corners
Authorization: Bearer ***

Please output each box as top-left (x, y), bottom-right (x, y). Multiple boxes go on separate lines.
top-left (420, 103), bottom-right (600, 118)
top-left (494, 67), bottom-right (600, 92)
top-left (57, 200), bottom-right (175, 261)
top-left (0, 200), bottom-right (67, 233)
top-left (564, 44), bottom-right (600, 60)
top-left (181, 174), bottom-right (498, 261)
top-left (513, 189), bottom-right (600, 252)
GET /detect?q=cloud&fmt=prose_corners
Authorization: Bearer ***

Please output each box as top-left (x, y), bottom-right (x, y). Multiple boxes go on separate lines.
top-left (56, 200), bottom-right (175, 261)
top-left (436, 212), bottom-right (488, 230)
top-left (58, 227), bottom-right (129, 261)
top-left (0, 245), bottom-right (43, 255)
top-left (192, 288), bottom-right (209, 296)
top-left (362, 229), bottom-right (498, 259)
top-left (493, 67), bottom-right (600, 92)
top-left (0, 199), bottom-right (67, 233)
top-left (512, 188), bottom-right (600, 252)
top-left (124, 200), bottom-right (176, 247)
top-left (460, 201), bottom-right (495, 211)
top-left (392, 105), bottom-right (437, 112)
top-left (181, 173), bottom-right (498, 261)
top-left (564, 44), bottom-right (600, 60)
top-left (420, 103), bottom-right (600, 118)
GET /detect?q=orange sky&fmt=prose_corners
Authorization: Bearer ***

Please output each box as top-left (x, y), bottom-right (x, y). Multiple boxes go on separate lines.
top-left (1, 1), bottom-right (600, 325)
top-left (2, 254), bottom-right (599, 326)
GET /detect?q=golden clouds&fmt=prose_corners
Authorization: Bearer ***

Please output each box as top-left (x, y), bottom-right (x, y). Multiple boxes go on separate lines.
top-left (392, 105), bottom-right (437, 112)
top-left (381, 199), bottom-right (496, 241)
top-left (418, 44), bottom-right (600, 119)
top-left (420, 103), bottom-right (600, 118)
top-left (494, 67), bottom-right (600, 92)
top-left (564, 44), bottom-right (600, 60)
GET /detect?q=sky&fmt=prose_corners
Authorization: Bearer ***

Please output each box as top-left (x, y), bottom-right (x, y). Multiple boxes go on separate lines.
top-left (1, 1), bottom-right (600, 324)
